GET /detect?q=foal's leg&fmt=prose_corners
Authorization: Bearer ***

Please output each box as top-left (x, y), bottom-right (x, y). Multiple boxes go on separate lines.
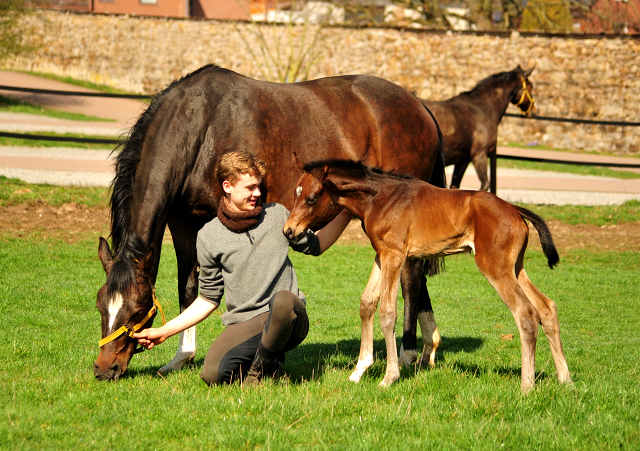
top-left (350, 256), bottom-right (381, 383)
top-left (517, 267), bottom-right (572, 385)
top-left (159, 219), bottom-right (199, 373)
top-left (484, 271), bottom-right (540, 392)
top-left (378, 252), bottom-right (406, 387)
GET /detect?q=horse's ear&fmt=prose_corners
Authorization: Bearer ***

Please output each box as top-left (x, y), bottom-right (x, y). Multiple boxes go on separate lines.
top-left (292, 151), bottom-right (305, 170)
top-left (515, 64), bottom-right (523, 72)
top-left (321, 165), bottom-right (331, 179)
top-left (523, 65), bottom-right (535, 77)
top-left (98, 237), bottom-right (113, 274)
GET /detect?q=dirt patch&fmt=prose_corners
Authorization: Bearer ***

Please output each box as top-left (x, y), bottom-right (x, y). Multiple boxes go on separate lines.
top-left (1, 203), bottom-right (639, 253)
top-left (338, 218), bottom-right (640, 253)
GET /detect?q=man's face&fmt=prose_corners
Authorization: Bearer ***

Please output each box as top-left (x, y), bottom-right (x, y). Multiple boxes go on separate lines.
top-left (223, 173), bottom-right (262, 212)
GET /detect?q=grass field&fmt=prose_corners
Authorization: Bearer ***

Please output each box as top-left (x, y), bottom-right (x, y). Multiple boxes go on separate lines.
top-left (1, 197), bottom-right (639, 449)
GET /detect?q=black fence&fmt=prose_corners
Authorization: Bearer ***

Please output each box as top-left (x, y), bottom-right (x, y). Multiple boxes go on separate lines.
top-left (2, 84), bottom-right (640, 193)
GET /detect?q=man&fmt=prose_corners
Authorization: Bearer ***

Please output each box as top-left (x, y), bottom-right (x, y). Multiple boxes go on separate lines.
top-left (134, 151), bottom-right (352, 386)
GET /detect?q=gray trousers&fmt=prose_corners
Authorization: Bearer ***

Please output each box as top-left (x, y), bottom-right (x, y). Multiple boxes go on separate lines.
top-left (200, 290), bottom-right (309, 385)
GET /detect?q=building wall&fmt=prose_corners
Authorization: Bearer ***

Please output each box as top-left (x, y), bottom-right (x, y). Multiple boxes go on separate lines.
top-left (8, 11), bottom-right (640, 154)
top-left (93, 0), bottom-right (188, 18)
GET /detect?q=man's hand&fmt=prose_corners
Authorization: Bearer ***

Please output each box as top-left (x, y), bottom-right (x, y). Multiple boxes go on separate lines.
top-left (133, 327), bottom-right (168, 350)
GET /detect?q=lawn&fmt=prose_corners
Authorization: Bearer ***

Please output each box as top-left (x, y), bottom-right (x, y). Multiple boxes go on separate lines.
top-left (1, 229), bottom-right (639, 449)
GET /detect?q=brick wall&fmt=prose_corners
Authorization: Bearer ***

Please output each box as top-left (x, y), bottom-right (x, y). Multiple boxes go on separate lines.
top-left (7, 11), bottom-right (640, 154)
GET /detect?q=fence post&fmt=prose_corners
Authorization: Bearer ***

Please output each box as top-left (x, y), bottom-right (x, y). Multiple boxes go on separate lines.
top-left (489, 149), bottom-right (497, 194)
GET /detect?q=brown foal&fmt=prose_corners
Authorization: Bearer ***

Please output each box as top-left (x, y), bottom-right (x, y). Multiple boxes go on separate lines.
top-left (284, 161), bottom-right (572, 392)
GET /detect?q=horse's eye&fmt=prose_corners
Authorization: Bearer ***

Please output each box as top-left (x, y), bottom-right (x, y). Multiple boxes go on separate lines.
top-left (306, 195), bottom-right (317, 206)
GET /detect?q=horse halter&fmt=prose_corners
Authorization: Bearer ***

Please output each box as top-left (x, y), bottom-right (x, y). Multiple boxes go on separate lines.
top-left (514, 75), bottom-right (535, 116)
top-left (98, 278), bottom-right (166, 352)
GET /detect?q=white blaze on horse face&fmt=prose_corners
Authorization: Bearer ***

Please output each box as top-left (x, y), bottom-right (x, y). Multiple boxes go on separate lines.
top-left (296, 186), bottom-right (302, 198)
top-left (107, 293), bottom-right (124, 332)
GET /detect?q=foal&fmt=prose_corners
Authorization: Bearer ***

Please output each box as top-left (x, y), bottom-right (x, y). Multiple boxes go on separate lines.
top-left (284, 161), bottom-right (572, 392)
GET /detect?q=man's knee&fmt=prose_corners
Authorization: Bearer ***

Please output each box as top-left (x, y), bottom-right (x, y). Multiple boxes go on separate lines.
top-left (270, 291), bottom-right (304, 321)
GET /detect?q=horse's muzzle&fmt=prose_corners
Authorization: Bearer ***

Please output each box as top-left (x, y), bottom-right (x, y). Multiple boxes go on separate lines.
top-left (93, 359), bottom-right (123, 381)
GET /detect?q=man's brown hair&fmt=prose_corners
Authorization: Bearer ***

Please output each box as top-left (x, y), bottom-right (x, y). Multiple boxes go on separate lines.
top-left (216, 151), bottom-right (267, 187)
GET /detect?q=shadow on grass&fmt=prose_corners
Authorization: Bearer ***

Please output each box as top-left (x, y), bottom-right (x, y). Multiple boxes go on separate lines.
top-left (122, 334), bottom-right (486, 384)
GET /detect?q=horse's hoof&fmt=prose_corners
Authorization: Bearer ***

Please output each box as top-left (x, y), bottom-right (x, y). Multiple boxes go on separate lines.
top-left (158, 352), bottom-right (195, 374)
top-left (379, 375), bottom-right (399, 387)
top-left (398, 346), bottom-right (418, 368)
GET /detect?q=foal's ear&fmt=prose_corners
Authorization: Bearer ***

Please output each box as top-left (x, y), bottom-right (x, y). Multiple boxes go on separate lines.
top-left (98, 237), bottom-right (113, 274)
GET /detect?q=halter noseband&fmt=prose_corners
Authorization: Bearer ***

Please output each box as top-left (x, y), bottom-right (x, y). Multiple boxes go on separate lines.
top-left (514, 75), bottom-right (535, 116)
top-left (98, 278), bottom-right (166, 351)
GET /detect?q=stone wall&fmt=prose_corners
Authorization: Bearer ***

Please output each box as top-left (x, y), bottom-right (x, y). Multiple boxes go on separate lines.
top-left (7, 11), bottom-right (640, 154)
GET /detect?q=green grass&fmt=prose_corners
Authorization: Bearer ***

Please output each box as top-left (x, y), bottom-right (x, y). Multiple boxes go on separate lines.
top-left (0, 131), bottom-right (119, 149)
top-left (0, 94), bottom-right (115, 122)
top-left (498, 157), bottom-right (640, 180)
top-left (0, 176), bottom-right (110, 207)
top-left (0, 237), bottom-right (638, 450)
top-left (19, 71), bottom-right (142, 96)
top-left (517, 200), bottom-right (640, 226)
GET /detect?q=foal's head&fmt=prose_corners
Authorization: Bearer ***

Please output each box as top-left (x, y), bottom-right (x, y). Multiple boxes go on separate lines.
top-left (511, 65), bottom-right (536, 117)
top-left (94, 237), bottom-right (156, 381)
top-left (284, 165), bottom-right (336, 242)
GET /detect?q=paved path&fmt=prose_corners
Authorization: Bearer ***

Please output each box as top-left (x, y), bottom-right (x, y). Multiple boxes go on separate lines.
top-left (2, 70), bottom-right (640, 205)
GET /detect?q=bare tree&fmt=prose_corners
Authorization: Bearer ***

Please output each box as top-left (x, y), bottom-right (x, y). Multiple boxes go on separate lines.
top-left (0, 0), bottom-right (32, 62)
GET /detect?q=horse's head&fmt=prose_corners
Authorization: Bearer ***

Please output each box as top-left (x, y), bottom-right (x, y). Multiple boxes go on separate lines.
top-left (284, 165), bottom-right (338, 242)
top-left (512, 65), bottom-right (536, 117)
top-left (94, 237), bottom-right (157, 381)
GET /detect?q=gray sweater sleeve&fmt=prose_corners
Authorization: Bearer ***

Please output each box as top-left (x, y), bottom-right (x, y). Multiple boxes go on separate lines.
top-left (196, 234), bottom-right (224, 305)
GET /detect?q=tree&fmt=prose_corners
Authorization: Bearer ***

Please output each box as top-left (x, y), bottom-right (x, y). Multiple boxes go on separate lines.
top-left (0, 0), bottom-right (31, 62)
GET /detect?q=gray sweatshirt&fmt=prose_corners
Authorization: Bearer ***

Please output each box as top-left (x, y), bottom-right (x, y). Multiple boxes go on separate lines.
top-left (196, 203), bottom-right (321, 326)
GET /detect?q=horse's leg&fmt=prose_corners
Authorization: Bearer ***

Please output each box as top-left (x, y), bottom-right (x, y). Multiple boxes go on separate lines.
top-left (476, 248), bottom-right (540, 393)
top-left (378, 252), bottom-right (405, 387)
top-left (350, 255), bottom-right (382, 383)
top-left (471, 145), bottom-right (493, 192)
top-left (399, 260), bottom-right (441, 368)
top-left (449, 161), bottom-right (469, 189)
top-left (158, 218), bottom-right (200, 373)
top-left (517, 266), bottom-right (572, 385)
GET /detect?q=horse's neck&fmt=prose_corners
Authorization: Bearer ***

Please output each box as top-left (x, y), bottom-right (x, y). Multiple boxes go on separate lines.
top-left (467, 79), bottom-right (519, 124)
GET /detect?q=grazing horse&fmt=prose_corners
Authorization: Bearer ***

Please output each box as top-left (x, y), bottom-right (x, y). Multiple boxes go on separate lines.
top-left (422, 65), bottom-right (536, 191)
top-left (284, 161), bottom-right (572, 391)
top-left (93, 64), bottom-right (447, 381)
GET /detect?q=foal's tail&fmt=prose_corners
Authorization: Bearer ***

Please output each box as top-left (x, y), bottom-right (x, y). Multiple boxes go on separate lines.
top-left (515, 206), bottom-right (560, 269)
top-left (424, 103), bottom-right (447, 277)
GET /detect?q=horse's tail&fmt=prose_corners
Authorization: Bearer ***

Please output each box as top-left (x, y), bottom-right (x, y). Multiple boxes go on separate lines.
top-left (515, 206), bottom-right (560, 269)
top-left (424, 103), bottom-right (447, 276)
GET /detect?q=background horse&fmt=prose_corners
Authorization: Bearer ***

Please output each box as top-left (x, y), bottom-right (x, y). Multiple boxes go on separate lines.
top-left (94, 64), bottom-right (446, 381)
top-left (284, 161), bottom-right (571, 391)
top-left (422, 65), bottom-right (535, 191)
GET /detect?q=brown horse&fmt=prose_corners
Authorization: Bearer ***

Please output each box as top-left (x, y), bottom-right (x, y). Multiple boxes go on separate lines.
top-left (422, 65), bottom-right (536, 191)
top-left (94, 64), bottom-right (447, 381)
top-left (284, 161), bottom-right (571, 392)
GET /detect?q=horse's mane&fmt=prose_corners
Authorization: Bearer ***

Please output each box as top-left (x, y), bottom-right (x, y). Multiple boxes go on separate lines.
top-left (464, 69), bottom-right (521, 95)
top-left (106, 64), bottom-right (220, 295)
top-left (303, 159), bottom-right (415, 181)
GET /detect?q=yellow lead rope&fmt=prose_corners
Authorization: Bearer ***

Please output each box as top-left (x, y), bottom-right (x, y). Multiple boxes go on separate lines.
top-left (515, 75), bottom-right (535, 116)
top-left (98, 285), bottom-right (166, 348)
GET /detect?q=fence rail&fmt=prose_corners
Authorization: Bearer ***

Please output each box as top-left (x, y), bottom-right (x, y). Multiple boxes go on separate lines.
top-left (2, 84), bottom-right (640, 194)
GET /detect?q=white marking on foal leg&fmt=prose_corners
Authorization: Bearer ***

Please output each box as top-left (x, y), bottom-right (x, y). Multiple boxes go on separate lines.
top-left (107, 293), bottom-right (124, 332)
top-left (418, 311), bottom-right (441, 367)
top-left (349, 355), bottom-right (374, 383)
top-left (158, 326), bottom-right (196, 374)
